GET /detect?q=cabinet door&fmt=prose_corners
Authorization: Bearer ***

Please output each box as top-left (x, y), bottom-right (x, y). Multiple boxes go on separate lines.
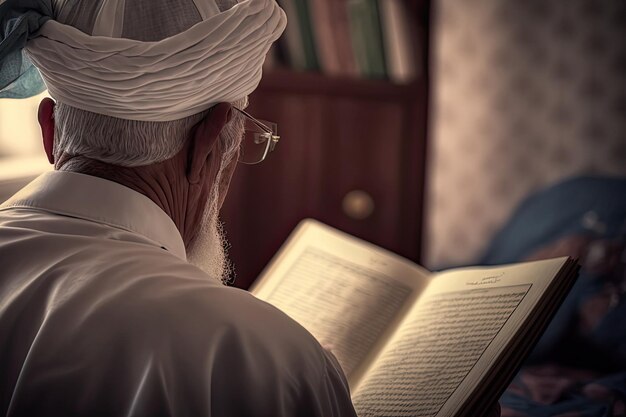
top-left (316, 97), bottom-right (408, 254)
top-left (221, 91), bottom-right (423, 289)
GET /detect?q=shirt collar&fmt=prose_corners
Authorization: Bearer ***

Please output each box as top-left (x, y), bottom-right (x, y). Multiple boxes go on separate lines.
top-left (0, 170), bottom-right (187, 260)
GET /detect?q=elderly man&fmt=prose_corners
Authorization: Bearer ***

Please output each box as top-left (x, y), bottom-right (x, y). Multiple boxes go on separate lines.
top-left (0, 0), bottom-right (358, 415)
top-left (0, 0), bottom-right (502, 416)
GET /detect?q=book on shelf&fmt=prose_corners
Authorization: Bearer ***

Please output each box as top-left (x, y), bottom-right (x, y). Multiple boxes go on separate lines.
top-left (276, 0), bottom-right (307, 70)
top-left (293, 0), bottom-right (320, 70)
top-left (347, 0), bottom-right (387, 79)
top-left (272, 0), bottom-right (418, 83)
top-left (251, 219), bottom-right (579, 417)
top-left (379, 0), bottom-right (419, 84)
top-left (308, 0), bottom-right (359, 77)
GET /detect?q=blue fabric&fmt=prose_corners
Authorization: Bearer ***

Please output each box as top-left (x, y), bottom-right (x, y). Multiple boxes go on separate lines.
top-left (481, 176), bottom-right (626, 265)
top-left (0, 0), bottom-right (53, 98)
top-left (483, 176), bottom-right (626, 416)
top-left (481, 176), bottom-right (626, 362)
top-left (0, 53), bottom-right (45, 98)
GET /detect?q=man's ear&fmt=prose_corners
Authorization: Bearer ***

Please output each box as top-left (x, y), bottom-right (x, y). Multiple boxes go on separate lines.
top-left (38, 97), bottom-right (56, 165)
top-left (187, 102), bottom-right (233, 184)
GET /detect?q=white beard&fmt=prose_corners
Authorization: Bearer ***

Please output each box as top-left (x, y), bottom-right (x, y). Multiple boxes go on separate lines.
top-left (186, 190), bottom-right (233, 284)
top-left (185, 110), bottom-right (244, 284)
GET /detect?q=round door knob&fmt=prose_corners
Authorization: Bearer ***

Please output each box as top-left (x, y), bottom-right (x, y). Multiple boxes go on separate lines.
top-left (342, 190), bottom-right (375, 220)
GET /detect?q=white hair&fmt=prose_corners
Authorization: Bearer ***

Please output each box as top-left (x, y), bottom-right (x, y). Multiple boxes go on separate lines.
top-left (186, 108), bottom-right (246, 284)
top-left (53, 103), bottom-right (202, 166)
top-left (50, 0), bottom-right (244, 168)
top-left (53, 98), bottom-right (246, 167)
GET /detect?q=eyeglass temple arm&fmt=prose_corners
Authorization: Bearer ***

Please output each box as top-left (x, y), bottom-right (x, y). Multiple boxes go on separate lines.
top-left (232, 107), bottom-right (274, 134)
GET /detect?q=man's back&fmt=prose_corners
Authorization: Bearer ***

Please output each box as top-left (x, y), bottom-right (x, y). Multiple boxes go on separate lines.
top-left (0, 171), bottom-right (356, 416)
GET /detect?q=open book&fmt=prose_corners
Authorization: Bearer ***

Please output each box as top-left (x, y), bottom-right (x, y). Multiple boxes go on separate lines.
top-left (250, 219), bottom-right (579, 417)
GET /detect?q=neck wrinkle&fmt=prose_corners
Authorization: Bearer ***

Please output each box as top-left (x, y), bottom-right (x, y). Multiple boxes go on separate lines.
top-left (57, 154), bottom-right (184, 240)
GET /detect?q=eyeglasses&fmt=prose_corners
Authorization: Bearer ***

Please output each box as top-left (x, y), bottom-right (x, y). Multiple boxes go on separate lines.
top-left (233, 107), bottom-right (280, 165)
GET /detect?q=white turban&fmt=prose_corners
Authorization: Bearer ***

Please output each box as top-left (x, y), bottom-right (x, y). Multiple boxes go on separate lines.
top-left (18, 0), bottom-right (286, 121)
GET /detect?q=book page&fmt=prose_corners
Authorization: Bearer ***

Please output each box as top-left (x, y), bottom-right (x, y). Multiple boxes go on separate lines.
top-left (251, 219), bottom-right (430, 385)
top-left (351, 257), bottom-right (568, 417)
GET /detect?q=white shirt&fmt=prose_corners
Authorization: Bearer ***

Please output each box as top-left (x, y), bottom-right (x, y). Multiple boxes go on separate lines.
top-left (0, 171), bottom-right (357, 417)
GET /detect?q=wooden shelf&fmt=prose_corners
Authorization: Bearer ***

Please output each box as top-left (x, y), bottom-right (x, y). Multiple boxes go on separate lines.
top-left (224, 0), bottom-right (431, 288)
top-left (257, 68), bottom-right (421, 101)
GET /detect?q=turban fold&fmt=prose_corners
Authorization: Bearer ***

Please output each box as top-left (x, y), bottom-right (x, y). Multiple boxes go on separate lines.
top-left (0, 0), bottom-right (286, 121)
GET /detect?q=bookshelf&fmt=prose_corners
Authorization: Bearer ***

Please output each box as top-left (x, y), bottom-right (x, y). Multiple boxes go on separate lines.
top-left (222, 0), bottom-right (430, 289)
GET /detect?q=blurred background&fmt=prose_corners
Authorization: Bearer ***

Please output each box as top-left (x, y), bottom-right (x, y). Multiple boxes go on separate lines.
top-left (1, 0), bottom-right (626, 413)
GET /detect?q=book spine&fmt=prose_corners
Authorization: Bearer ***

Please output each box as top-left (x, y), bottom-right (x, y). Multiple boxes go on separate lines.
top-left (348, 0), bottom-right (387, 79)
top-left (293, 0), bottom-right (320, 71)
top-left (330, 0), bottom-right (360, 77)
top-left (309, 0), bottom-right (342, 75)
top-left (378, 0), bottom-right (419, 84)
top-left (279, 0), bottom-right (417, 81)
top-left (347, 0), bottom-right (370, 77)
top-left (365, 0), bottom-right (387, 79)
top-left (277, 0), bottom-right (307, 70)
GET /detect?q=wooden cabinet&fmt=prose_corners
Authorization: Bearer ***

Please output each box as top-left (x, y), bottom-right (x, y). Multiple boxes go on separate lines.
top-left (222, 1), bottom-right (430, 289)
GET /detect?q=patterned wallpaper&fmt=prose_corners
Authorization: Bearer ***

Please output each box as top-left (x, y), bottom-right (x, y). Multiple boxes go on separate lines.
top-left (424, 0), bottom-right (626, 268)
